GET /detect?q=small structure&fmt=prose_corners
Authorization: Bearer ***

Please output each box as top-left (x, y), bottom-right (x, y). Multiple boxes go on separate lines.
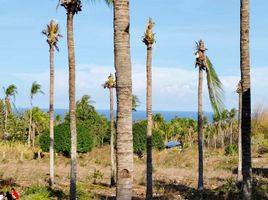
top-left (165, 141), bottom-right (183, 150)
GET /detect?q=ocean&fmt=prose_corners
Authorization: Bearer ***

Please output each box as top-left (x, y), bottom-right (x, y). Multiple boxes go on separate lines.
top-left (52, 109), bottom-right (213, 122)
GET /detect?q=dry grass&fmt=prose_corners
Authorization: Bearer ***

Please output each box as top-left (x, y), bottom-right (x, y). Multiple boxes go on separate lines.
top-left (0, 143), bottom-right (267, 199)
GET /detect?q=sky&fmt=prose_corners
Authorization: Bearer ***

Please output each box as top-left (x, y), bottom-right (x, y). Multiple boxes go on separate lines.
top-left (0, 0), bottom-right (268, 111)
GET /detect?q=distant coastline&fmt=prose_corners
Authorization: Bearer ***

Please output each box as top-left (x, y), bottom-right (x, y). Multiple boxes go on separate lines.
top-left (44, 109), bottom-right (213, 122)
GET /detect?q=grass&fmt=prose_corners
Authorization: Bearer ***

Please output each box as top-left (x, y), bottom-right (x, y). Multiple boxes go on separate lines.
top-left (0, 142), bottom-right (267, 199)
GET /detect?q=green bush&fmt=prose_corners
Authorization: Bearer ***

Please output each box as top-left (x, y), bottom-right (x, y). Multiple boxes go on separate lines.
top-left (224, 144), bottom-right (238, 156)
top-left (39, 123), bottom-right (93, 155)
top-left (133, 120), bottom-right (165, 155)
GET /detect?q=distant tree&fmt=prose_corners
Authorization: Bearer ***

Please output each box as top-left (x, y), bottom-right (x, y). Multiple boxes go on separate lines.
top-left (3, 84), bottom-right (18, 133)
top-left (103, 73), bottom-right (116, 187)
top-left (132, 94), bottom-right (140, 112)
top-left (55, 114), bottom-right (62, 126)
top-left (28, 81), bottom-right (44, 147)
top-left (42, 18), bottom-right (62, 188)
top-left (143, 17), bottom-right (155, 200)
top-left (194, 40), bottom-right (224, 192)
top-left (228, 108), bottom-right (237, 146)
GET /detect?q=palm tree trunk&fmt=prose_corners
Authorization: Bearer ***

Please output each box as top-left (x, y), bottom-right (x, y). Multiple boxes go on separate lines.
top-left (4, 98), bottom-right (8, 133)
top-left (67, 11), bottom-right (77, 200)
top-left (240, 0), bottom-right (252, 199)
top-left (114, 0), bottom-right (133, 199)
top-left (197, 67), bottom-right (204, 191)
top-left (230, 122), bottom-right (233, 146)
top-left (28, 101), bottom-right (33, 147)
top-left (49, 46), bottom-right (55, 187)
top-left (109, 87), bottom-right (116, 187)
top-left (238, 89), bottom-right (242, 181)
top-left (146, 44), bottom-right (153, 200)
top-left (214, 131), bottom-right (217, 149)
top-left (220, 121), bottom-right (224, 148)
top-left (32, 123), bottom-right (35, 147)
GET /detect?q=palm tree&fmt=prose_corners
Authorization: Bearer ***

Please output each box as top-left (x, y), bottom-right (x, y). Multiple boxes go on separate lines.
top-left (113, 0), bottom-right (133, 198)
top-left (28, 81), bottom-right (44, 147)
top-left (220, 109), bottom-right (229, 148)
top-left (42, 19), bottom-right (62, 188)
top-left (240, 1), bottom-right (252, 199)
top-left (143, 17), bottom-right (155, 200)
top-left (103, 73), bottom-right (116, 187)
top-left (195, 40), bottom-right (224, 191)
top-left (132, 94), bottom-right (140, 112)
top-left (59, 0), bottom-right (81, 199)
top-left (228, 108), bottom-right (237, 146)
top-left (3, 84), bottom-right (18, 133)
top-left (236, 80), bottom-right (242, 181)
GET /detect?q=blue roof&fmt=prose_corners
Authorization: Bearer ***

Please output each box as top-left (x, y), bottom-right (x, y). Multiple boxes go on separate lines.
top-left (165, 141), bottom-right (181, 148)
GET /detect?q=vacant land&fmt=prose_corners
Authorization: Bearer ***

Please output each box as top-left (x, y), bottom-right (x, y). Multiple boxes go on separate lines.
top-left (0, 144), bottom-right (267, 199)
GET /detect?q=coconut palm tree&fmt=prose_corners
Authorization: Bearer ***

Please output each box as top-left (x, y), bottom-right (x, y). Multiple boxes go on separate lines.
top-left (132, 94), bottom-right (140, 112)
top-left (142, 17), bottom-right (155, 200)
top-left (3, 84), bottom-right (18, 133)
top-left (28, 81), bottom-right (44, 147)
top-left (42, 19), bottom-right (62, 188)
top-left (240, 1), bottom-right (252, 199)
top-left (103, 73), bottom-right (116, 187)
top-left (113, 0), bottom-right (133, 198)
top-left (59, 0), bottom-right (81, 199)
top-left (228, 108), bottom-right (237, 146)
top-left (236, 80), bottom-right (242, 181)
top-left (195, 40), bottom-right (224, 191)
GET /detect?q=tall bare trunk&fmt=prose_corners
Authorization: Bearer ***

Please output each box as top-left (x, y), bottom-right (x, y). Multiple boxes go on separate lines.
top-left (67, 11), bottom-right (77, 200)
top-left (214, 132), bottom-right (217, 149)
top-left (197, 67), bottom-right (204, 191)
top-left (110, 88), bottom-right (116, 187)
top-left (220, 121), bottom-right (224, 148)
top-left (28, 101), bottom-right (33, 147)
top-left (240, 0), bottom-right (252, 199)
top-left (4, 99), bottom-right (8, 133)
top-left (32, 123), bottom-right (35, 147)
top-left (114, 0), bottom-right (133, 199)
top-left (230, 122), bottom-right (233, 146)
top-left (49, 46), bottom-right (55, 187)
top-left (238, 89), bottom-right (242, 181)
top-left (146, 44), bottom-right (153, 200)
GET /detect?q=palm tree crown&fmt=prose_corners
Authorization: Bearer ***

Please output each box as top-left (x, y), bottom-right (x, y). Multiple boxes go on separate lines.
top-left (195, 40), bottom-right (224, 115)
top-left (103, 73), bottom-right (116, 89)
top-left (42, 19), bottom-right (62, 51)
top-left (31, 82), bottom-right (44, 100)
top-left (60, 0), bottom-right (82, 13)
top-left (143, 17), bottom-right (155, 46)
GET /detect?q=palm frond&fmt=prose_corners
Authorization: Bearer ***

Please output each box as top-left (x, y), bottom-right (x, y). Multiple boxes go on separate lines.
top-left (31, 81), bottom-right (44, 98)
top-left (205, 56), bottom-right (224, 116)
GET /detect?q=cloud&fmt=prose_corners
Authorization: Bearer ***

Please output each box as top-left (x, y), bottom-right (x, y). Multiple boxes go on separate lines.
top-left (7, 64), bottom-right (268, 112)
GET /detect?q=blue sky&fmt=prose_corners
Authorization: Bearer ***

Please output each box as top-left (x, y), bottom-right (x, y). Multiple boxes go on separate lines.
top-left (0, 0), bottom-right (267, 111)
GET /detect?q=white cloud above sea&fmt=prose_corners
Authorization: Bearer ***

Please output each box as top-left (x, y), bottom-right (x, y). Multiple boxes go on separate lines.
top-left (7, 64), bottom-right (268, 112)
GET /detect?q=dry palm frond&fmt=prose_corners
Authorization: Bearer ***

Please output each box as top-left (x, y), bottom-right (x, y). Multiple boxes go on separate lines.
top-left (143, 17), bottom-right (155, 46)
top-left (205, 56), bottom-right (224, 115)
top-left (103, 73), bottom-right (116, 89)
top-left (42, 19), bottom-right (62, 51)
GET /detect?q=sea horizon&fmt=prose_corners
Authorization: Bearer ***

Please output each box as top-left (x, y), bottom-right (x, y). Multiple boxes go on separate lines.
top-left (35, 108), bottom-right (213, 122)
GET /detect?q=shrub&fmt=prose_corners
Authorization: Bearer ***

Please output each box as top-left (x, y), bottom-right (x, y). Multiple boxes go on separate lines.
top-left (39, 123), bottom-right (93, 155)
top-left (224, 144), bottom-right (238, 156)
top-left (133, 120), bottom-right (165, 155)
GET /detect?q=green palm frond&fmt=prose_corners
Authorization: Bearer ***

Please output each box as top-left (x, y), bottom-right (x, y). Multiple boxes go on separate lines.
top-left (31, 81), bottom-right (44, 99)
top-left (205, 56), bottom-right (224, 115)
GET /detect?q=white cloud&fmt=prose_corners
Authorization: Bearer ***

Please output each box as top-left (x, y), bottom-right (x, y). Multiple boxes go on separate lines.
top-left (7, 64), bottom-right (268, 112)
